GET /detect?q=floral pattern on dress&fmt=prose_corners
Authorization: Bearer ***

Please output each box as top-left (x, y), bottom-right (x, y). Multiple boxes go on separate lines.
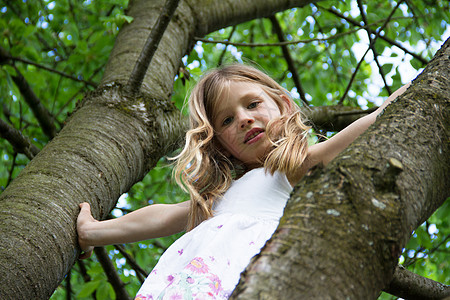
top-left (136, 256), bottom-right (230, 300)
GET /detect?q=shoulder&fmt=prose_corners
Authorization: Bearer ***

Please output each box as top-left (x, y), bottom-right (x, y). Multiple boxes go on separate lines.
top-left (286, 144), bottom-right (323, 186)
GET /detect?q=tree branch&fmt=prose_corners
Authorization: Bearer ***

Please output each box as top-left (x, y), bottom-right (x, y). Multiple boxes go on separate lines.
top-left (94, 247), bottom-right (131, 300)
top-left (310, 13), bottom-right (345, 88)
top-left (125, 0), bottom-right (180, 95)
top-left (356, 0), bottom-right (392, 95)
top-left (194, 17), bottom-right (410, 48)
top-left (75, 261), bottom-right (97, 299)
top-left (0, 118), bottom-right (40, 160)
top-left (305, 105), bottom-right (370, 132)
top-left (196, 24), bottom-right (370, 47)
top-left (10, 66), bottom-right (57, 139)
top-left (383, 265), bottom-right (450, 300)
top-left (65, 270), bottom-right (72, 300)
top-left (317, 4), bottom-right (428, 65)
top-left (114, 244), bottom-right (148, 283)
top-left (217, 26), bottom-right (236, 67)
top-left (0, 46), bottom-right (96, 88)
top-left (338, 0), bottom-right (404, 105)
top-left (269, 15), bottom-right (308, 106)
top-left (5, 152), bottom-right (17, 189)
top-left (77, 260), bottom-right (92, 283)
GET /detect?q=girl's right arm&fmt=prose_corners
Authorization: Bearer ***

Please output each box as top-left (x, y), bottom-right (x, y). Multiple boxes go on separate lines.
top-left (77, 201), bottom-right (190, 258)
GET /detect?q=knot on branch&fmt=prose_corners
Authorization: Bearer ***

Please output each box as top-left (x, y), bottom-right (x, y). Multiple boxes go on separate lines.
top-left (373, 157), bottom-right (403, 192)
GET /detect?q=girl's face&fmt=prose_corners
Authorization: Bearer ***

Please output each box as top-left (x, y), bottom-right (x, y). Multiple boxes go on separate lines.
top-left (212, 81), bottom-right (290, 169)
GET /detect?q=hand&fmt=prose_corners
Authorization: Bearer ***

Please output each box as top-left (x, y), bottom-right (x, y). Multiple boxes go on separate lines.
top-left (77, 202), bottom-right (97, 259)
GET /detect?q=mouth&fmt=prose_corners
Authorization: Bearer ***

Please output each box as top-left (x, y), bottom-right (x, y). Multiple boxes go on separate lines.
top-left (244, 128), bottom-right (264, 144)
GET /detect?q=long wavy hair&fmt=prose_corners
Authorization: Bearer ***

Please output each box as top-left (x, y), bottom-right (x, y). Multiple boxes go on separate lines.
top-left (173, 64), bottom-right (311, 230)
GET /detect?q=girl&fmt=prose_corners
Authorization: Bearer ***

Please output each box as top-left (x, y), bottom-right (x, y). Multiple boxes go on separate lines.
top-left (77, 64), bottom-right (409, 299)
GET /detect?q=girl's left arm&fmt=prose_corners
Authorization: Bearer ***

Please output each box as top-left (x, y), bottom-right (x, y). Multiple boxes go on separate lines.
top-left (307, 82), bottom-right (411, 168)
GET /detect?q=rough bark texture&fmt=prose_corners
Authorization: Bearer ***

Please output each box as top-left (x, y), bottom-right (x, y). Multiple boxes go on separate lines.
top-left (0, 0), bottom-right (316, 298)
top-left (384, 265), bottom-right (450, 300)
top-left (0, 87), bottom-right (183, 299)
top-left (232, 39), bottom-right (450, 299)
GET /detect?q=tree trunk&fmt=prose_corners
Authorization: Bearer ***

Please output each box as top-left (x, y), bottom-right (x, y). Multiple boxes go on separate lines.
top-left (232, 38), bottom-right (450, 299)
top-left (0, 0), bottom-right (313, 298)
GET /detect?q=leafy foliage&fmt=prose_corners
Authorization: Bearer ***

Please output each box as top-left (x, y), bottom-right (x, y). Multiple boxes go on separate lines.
top-left (0, 0), bottom-right (448, 298)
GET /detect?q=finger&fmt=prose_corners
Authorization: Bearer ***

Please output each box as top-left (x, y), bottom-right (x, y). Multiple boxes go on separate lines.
top-left (79, 202), bottom-right (90, 211)
top-left (79, 249), bottom-right (93, 260)
top-left (78, 203), bottom-right (92, 217)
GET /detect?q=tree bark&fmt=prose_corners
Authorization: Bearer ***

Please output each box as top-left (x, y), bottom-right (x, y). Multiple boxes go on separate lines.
top-left (232, 38), bottom-right (450, 299)
top-left (384, 265), bottom-right (450, 300)
top-left (0, 0), bottom-right (315, 298)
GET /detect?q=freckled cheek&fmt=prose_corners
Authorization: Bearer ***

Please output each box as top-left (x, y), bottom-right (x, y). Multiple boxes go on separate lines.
top-left (218, 130), bottom-right (241, 154)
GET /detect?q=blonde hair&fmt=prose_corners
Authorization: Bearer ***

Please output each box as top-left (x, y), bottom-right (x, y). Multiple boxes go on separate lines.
top-left (173, 64), bottom-right (310, 230)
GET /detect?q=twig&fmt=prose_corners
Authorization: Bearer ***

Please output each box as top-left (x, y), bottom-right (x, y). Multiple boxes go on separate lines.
top-left (0, 48), bottom-right (97, 88)
top-left (11, 66), bottom-right (57, 138)
top-left (77, 260), bottom-right (92, 283)
top-left (356, 0), bottom-right (392, 95)
top-left (196, 26), bottom-right (363, 47)
top-left (338, 0), bottom-right (404, 105)
top-left (217, 26), bottom-right (236, 67)
top-left (94, 247), bottom-right (131, 300)
top-left (317, 4), bottom-right (428, 65)
top-left (125, 0), bottom-right (180, 95)
top-left (194, 18), bottom-right (408, 48)
top-left (114, 244), bottom-right (148, 283)
top-left (5, 152), bottom-right (17, 188)
top-left (75, 261), bottom-right (97, 299)
top-left (310, 13), bottom-right (345, 89)
top-left (55, 63), bottom-right (104, 120)
top-left (65, 269), bottom-right (72, 300)
top-left (403, 234), bottom-right (450, 268)
top-left (269, 15), bottom-right (308, 107)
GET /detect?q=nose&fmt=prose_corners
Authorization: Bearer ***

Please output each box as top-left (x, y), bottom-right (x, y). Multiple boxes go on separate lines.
top-left (238, 111), bottom-right (254, 129)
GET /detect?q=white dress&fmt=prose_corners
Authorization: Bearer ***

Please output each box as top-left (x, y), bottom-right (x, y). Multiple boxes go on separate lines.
top-left (135, 168), bottom-right (293, 300)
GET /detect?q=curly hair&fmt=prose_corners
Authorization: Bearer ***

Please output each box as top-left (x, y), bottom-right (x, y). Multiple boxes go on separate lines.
top-left (173, 64), bottom-right (310, 230)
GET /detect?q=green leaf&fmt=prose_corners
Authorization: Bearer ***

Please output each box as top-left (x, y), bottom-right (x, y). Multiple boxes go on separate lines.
top-left (2, 65), bottom-right (17, 77)
top-left (380, 63), bottom-right (393, 75)
top-left (120, 15), bottom-right (134, 24)
top-left (96, 282), bottom-right (115, 299)
top-left (77, 280), bottom-right (101, 298)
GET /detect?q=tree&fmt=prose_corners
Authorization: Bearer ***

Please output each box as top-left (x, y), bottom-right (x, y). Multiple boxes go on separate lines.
top-left (0, 0), bottom-right (448, 299)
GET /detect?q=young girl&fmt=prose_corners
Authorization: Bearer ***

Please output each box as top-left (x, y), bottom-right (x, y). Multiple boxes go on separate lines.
top-left (77, 64), bottom-right (409, 299)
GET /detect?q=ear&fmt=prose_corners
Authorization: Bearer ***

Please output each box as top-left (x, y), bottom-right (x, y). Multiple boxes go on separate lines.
top-left (280, 94), bottom-right (293, 113)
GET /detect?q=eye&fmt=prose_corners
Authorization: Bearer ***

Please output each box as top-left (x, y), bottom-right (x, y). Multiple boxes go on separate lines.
top-left (247, 101), bottom-right (259, 109)
top-left (222, 116), bottom-right (233, 126)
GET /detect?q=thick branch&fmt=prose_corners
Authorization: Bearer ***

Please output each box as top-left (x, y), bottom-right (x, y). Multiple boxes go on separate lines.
top-left (304, 105), bottom-right (371, 132)
top-left (383, 265), bottom-right (450, 300)
top-left (94, 247), bottom-right (131, 300)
